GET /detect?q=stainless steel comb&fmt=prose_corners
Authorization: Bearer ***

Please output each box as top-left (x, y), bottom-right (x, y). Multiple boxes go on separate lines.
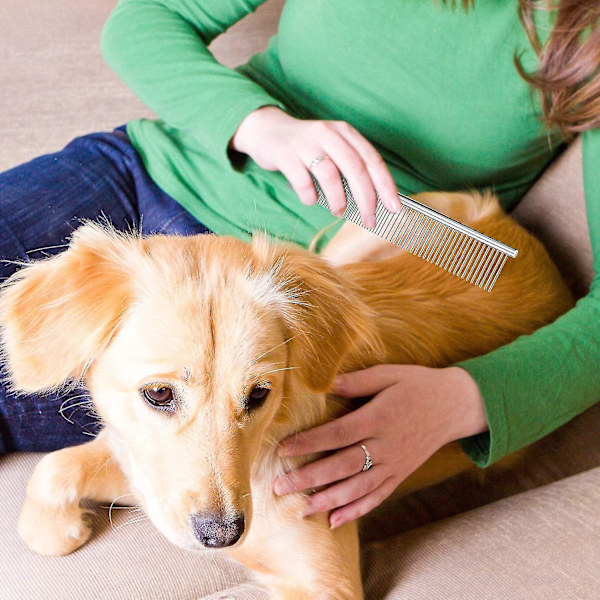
top-left (309, 173), bottom-right (518, 292)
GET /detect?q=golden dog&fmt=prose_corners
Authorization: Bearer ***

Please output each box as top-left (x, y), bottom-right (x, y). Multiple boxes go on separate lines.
top-left (0, 191), bottom-right (573, 599)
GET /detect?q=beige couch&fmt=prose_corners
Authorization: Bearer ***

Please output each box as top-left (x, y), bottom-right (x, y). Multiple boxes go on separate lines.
top-left (2, 0), bottom-right (600, 598)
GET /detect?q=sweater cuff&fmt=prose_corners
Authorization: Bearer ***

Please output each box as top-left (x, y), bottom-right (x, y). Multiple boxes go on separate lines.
top-left (214, 97), bottom-right (288, 171)
top-left (453, 358), bottom-right (509, 468)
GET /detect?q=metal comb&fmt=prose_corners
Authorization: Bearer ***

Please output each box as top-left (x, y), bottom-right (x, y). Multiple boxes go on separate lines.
top-left (309, 173), bottom-right (518, 292)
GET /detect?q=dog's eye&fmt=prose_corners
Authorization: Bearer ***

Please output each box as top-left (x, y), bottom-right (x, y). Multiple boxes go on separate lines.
top-left (246, 385), bottom-right (270, 411)
top-left (141, 384), bottom-right (174, 407)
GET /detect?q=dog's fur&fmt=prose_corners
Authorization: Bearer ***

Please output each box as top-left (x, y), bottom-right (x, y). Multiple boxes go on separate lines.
top-left (0, 191), bottom-right (574, 599)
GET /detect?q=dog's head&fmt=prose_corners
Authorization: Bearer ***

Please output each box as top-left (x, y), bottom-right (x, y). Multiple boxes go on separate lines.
top-left (0, 224), bottom-right (379, 550)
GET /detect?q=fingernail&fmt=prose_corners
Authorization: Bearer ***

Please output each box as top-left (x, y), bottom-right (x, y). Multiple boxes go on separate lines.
top-left (390, 197), bottom-right (402, 212)
top-left (365, 215), bottom-right (376, 229)
top-left (330, 517), bottom-right (341, 530)
top-left (332, 375), bottom-right (344, 391)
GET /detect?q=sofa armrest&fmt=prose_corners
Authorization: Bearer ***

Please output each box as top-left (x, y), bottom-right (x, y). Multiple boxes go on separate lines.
top-left (512, 137), bottom-right (593, 298)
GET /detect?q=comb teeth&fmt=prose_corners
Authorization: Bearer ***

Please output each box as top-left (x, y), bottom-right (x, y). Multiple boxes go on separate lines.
top-left (311, 174), bottom-right (518, 292)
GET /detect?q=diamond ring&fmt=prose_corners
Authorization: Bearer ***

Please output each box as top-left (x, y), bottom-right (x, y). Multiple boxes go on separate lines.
top-left (307, 154), bottom-right (331, 170)
top-left (360, 444), bottom-right (373, 472)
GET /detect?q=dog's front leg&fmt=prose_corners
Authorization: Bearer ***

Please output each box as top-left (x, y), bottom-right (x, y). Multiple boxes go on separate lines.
top-left (231, 497), bottom-right (363, 600)
top-left (18, 429), bottom-right (132, 556)
top-left (271, 517), bottom-right (363, 600)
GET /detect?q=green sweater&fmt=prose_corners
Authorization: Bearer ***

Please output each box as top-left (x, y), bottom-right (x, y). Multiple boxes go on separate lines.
top-left (101, 0), bottom-right (600, 467)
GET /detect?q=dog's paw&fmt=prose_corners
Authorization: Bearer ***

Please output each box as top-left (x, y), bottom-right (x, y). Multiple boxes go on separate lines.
top-left (18, 496), bottom-right (94, 556)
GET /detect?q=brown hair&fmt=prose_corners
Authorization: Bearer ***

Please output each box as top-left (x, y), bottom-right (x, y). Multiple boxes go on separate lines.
top-left (444, 0), bottom-right (600, 139)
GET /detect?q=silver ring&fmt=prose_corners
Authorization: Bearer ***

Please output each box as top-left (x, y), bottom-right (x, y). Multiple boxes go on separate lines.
top-left (307, 154), bottom-right (330, 170)
top-left (360, 444), bottom-right (373, 472)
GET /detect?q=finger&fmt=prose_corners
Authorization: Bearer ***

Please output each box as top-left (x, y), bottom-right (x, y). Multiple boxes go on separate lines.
top-left (278, 403), bottom-right (376, 456)
top-left (332, 364), bottom-right (405, 398)
top-left (274, 443), bottom-right (371, 495)
top-left (302, 466), bottom-right (385, 517)
top-left (307, 155), bottom-right (348, 217)
top-left (328, 476), bottom-right (397, 529)
top-left (281, 159), bottom-right (319, 205)
top-left (334, 122), bottom-right (401, 214)
top-left (320, 130), bottom-right (379, 228)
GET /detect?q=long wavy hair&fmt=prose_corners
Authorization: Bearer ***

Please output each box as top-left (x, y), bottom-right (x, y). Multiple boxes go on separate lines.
top-left (446, 0), bottom-right (600, 139)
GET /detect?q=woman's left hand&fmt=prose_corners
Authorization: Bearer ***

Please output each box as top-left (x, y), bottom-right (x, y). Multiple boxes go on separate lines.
top-left (273, 364), bottom-right (488, 529)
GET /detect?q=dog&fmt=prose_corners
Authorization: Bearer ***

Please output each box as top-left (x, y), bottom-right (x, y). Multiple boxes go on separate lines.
top-left (0, 190), bottom-right (573, 599)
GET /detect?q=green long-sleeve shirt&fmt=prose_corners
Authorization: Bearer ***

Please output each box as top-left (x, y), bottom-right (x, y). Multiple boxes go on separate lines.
top-left (101, 0), bottom-right (600, 467)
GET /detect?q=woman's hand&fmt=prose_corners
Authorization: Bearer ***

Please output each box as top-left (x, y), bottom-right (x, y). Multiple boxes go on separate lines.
top-left (229, 105), bottom-right (400, 228)
top-left (273, 364), bottom-right (488, 529)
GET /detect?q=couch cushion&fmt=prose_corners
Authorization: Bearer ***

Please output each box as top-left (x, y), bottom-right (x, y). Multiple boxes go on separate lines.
top-left (513, 137), bottom-right (593, 299)
top-left (361, 466), bottom-right (600, 599)
top-left (0, 0), bottom-right (284, 171)
top-left (3, 451), bottom-right (600, 599)
top-left (0, 452), bottom-right (265, 600)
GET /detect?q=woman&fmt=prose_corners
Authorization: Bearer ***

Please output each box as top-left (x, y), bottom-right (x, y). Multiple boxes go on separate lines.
top-left (1, 0), bottom-right (599, 535)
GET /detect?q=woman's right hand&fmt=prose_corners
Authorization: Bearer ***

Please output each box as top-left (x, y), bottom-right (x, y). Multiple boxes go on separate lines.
top-left (228, 105), bottom-right (400, 228)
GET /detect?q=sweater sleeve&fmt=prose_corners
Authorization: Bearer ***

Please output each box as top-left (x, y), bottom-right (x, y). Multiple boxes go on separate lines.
top-left (455, 128), bottom-right (600, 467)
top-left (100, 0), bottom-right (288, 165)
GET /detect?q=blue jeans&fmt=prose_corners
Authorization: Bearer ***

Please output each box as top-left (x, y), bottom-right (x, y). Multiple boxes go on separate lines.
top-left (0, 126), bottom-right (211, 453)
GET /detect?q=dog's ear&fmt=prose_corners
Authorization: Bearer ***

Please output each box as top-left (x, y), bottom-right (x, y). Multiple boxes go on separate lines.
top-left (252, 236), bottom-right (382, 392)
top-left (0, 223), bottom-right (139, 393)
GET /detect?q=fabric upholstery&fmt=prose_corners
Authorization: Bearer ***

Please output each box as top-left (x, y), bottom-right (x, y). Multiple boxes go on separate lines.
top-left (0, 453), bottom-right (259, 600)
top-left (0, 0), bottom-right (284, 171)
top-left (514, 138), bottom-right (593, 299)
top-left (361, 466), bottom-right (600, 599)
top-left (2, 451), bottom-right (600, 599)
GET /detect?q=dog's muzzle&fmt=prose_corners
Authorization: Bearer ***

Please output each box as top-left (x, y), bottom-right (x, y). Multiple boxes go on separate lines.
top-left (190, 511), bottom-right (245, 548)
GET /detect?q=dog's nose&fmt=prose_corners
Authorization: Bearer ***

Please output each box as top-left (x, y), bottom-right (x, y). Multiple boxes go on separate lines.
top-left (190, 511), bottom-right (245, 548)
